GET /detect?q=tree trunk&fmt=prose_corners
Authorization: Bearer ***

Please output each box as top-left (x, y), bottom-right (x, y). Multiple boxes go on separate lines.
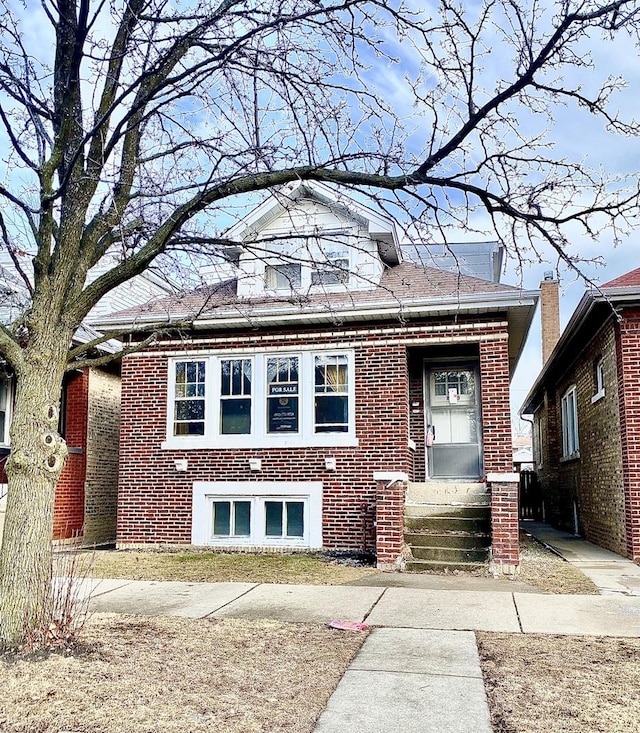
top-left (0, 347), bottom-right (67, 645)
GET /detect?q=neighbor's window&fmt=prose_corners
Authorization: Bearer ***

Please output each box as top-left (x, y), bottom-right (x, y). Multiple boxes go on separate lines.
top-left (173, 361), bottom-right (206, 435)
top-left (561, 385), bottom-right (579, 458)
top-left (594, 358), bottom-right (605, 397)
top-left (265, 263), bottom-right (302, 290)
top-left (314, 354), bottom-right (349, 433)
top-left (220, 358), bottom-right (252, 434)
top-left (0, 379), bottom-right (10, 445)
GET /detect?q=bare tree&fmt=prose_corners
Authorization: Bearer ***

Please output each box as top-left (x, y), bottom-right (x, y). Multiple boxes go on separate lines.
top-left (0, 0), bottom-right (638, 643)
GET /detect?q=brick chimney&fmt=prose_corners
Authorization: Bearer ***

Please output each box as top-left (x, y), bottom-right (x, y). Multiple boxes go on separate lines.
top-left (540, 272), bottom-right (560, 364)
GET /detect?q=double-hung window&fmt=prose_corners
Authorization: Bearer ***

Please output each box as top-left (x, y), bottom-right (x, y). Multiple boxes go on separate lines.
top-left (173, 361), bottom-right (206, 435)
top-left (220, 358), bottom-right (252, 434)
top-left (561, 385), bottom-right (579, 459)
top-left (166, 350), bottom-right (355, 448)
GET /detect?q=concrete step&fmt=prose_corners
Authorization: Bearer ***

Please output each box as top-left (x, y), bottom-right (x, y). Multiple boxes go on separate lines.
top-left (404, 515), bottom-right (490, 533)
top-left (406, 481), bottom-right (487, 504)
top-left (405, 558), bottom-right (488, 573)
top-left (408, 545), bottom-right (489, 563)
top-left (404, 531), bottom-right (490, 549)
top-left (404, 503), bottom-right (490, 519)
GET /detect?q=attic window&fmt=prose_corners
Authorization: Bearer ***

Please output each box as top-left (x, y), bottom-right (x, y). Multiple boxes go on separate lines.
top-left (311, 251), bottom-right (349, 286)
top-left (265, 264), bottom-right (301, 290)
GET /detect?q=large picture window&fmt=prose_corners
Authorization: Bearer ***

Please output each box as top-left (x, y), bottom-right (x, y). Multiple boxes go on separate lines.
top-left (166, 350), bottom-right (355, 448)
top-left (561, 385), bottom-right (579, 458)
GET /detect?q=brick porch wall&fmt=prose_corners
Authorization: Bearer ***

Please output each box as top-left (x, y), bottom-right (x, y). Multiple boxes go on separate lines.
top-left (479, 338), bottom-right (519, 568)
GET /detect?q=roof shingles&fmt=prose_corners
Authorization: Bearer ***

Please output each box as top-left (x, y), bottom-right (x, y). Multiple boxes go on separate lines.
top-left (102, 262), bottom-right (520, 325)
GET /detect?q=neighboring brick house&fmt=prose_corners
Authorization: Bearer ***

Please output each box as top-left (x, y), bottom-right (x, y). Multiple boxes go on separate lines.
top-left (0, 267), bottom-right (173, 546)
top-left (99, 182), bottom-right (538, 570)
top-left (521, 268), bottom-right (640, 562)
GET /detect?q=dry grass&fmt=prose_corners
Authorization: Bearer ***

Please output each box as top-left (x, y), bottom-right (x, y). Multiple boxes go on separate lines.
top-left (517, 532), bottom-right (598, 595)
top-left (0, 613), bottom-right (366, 733)
top-left (477, 632), bottom-right (640, 733)
top-left (91, 549), bottom-right (377, 585)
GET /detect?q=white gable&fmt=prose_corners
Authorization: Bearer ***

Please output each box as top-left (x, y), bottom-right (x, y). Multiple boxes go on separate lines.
top-left (213, 182), bottom-right (401, 298)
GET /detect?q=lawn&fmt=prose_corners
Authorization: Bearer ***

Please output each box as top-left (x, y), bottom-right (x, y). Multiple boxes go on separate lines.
top-left (477, 632), bottom-right (640, 733)
top-left (91, 549), bottom-right (378, 585)
top-left (0, 614), bottom-right (366, 733)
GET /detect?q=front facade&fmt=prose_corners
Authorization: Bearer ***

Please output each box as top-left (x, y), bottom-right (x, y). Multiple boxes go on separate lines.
top-left (522, 269), bottom-right (640, 561)
top-left (104, 183), bottom-right (537, 569)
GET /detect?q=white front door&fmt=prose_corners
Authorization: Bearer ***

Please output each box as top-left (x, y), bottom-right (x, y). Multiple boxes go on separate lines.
top-left (424, 364), bottom-right (482, 479)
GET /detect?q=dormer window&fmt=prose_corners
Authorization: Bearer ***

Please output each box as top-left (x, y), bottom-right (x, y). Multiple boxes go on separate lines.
top-left (265, 263), bottom-right (302, 291)
top-left (311, 251), bottom-right (349, 286)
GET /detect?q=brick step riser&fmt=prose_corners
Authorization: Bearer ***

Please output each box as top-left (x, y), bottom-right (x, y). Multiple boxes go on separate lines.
top-left (404, 532), bottom-right (491, 549)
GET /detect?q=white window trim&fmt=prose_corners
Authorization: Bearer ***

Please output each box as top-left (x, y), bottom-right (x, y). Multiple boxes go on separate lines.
top-left (561, 385), bottom-right (579, 460)
top-left (591, 358), bottom-right (605, 403)
top-left (163, 349), bottom-right (358, 449)
top-left (191, 481), bottom-right (323, 548)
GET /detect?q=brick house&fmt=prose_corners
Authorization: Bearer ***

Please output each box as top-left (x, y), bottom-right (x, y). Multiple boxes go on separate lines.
top-left (521, 268), bottom-right (640, 562)
top-left (0, 266), bottom-right (173, 546)
top-left (100, 183), bottom-right (538, 571)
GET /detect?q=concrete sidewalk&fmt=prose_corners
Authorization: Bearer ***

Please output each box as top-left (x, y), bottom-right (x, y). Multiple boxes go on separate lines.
top-left (88, 577), bottom-right (640, 636)
top-left (524, 521), bottom-right (640, 595)
top-left (313, 628), bottom-right (492, 733)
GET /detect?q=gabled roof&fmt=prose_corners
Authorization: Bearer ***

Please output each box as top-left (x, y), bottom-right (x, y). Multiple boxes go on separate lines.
top-left (521, 268), bottom-right (640, 414)
top-left (96, 261), bottom-right (538, 374)
top-left (602, 268), bottom-right (640, 288)
top-left (222, 181), bottom-right (402, 266)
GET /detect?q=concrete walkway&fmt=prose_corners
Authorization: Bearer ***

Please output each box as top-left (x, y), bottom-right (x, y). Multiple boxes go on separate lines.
top-left (85, 571), bottom-right (640, 732)
top-left (524, 521), bottom-right (640, 595)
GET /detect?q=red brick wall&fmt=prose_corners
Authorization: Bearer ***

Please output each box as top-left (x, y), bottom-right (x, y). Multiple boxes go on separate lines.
top-left (53, 371), bottom-right (88, 540)
top-left (117, 316), bottom-right (512, 550)
top-left (617, 307), bottom-right (640, 560)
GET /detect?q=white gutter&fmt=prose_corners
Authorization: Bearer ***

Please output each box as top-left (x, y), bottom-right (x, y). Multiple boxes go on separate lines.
top-left (97, 289), bottom-right (539, 331)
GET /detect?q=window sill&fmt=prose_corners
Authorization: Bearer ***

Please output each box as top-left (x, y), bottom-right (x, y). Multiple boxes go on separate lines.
top-left (560, 451), bottom-right (580, 463)
top-left (162, 435), bottom-right (359, 450)
top-left (591, 390), bottom-right (605, 404)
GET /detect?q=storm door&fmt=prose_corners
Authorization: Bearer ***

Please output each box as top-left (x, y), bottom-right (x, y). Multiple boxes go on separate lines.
top-left (424, 364), bottom-right (482, 479)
